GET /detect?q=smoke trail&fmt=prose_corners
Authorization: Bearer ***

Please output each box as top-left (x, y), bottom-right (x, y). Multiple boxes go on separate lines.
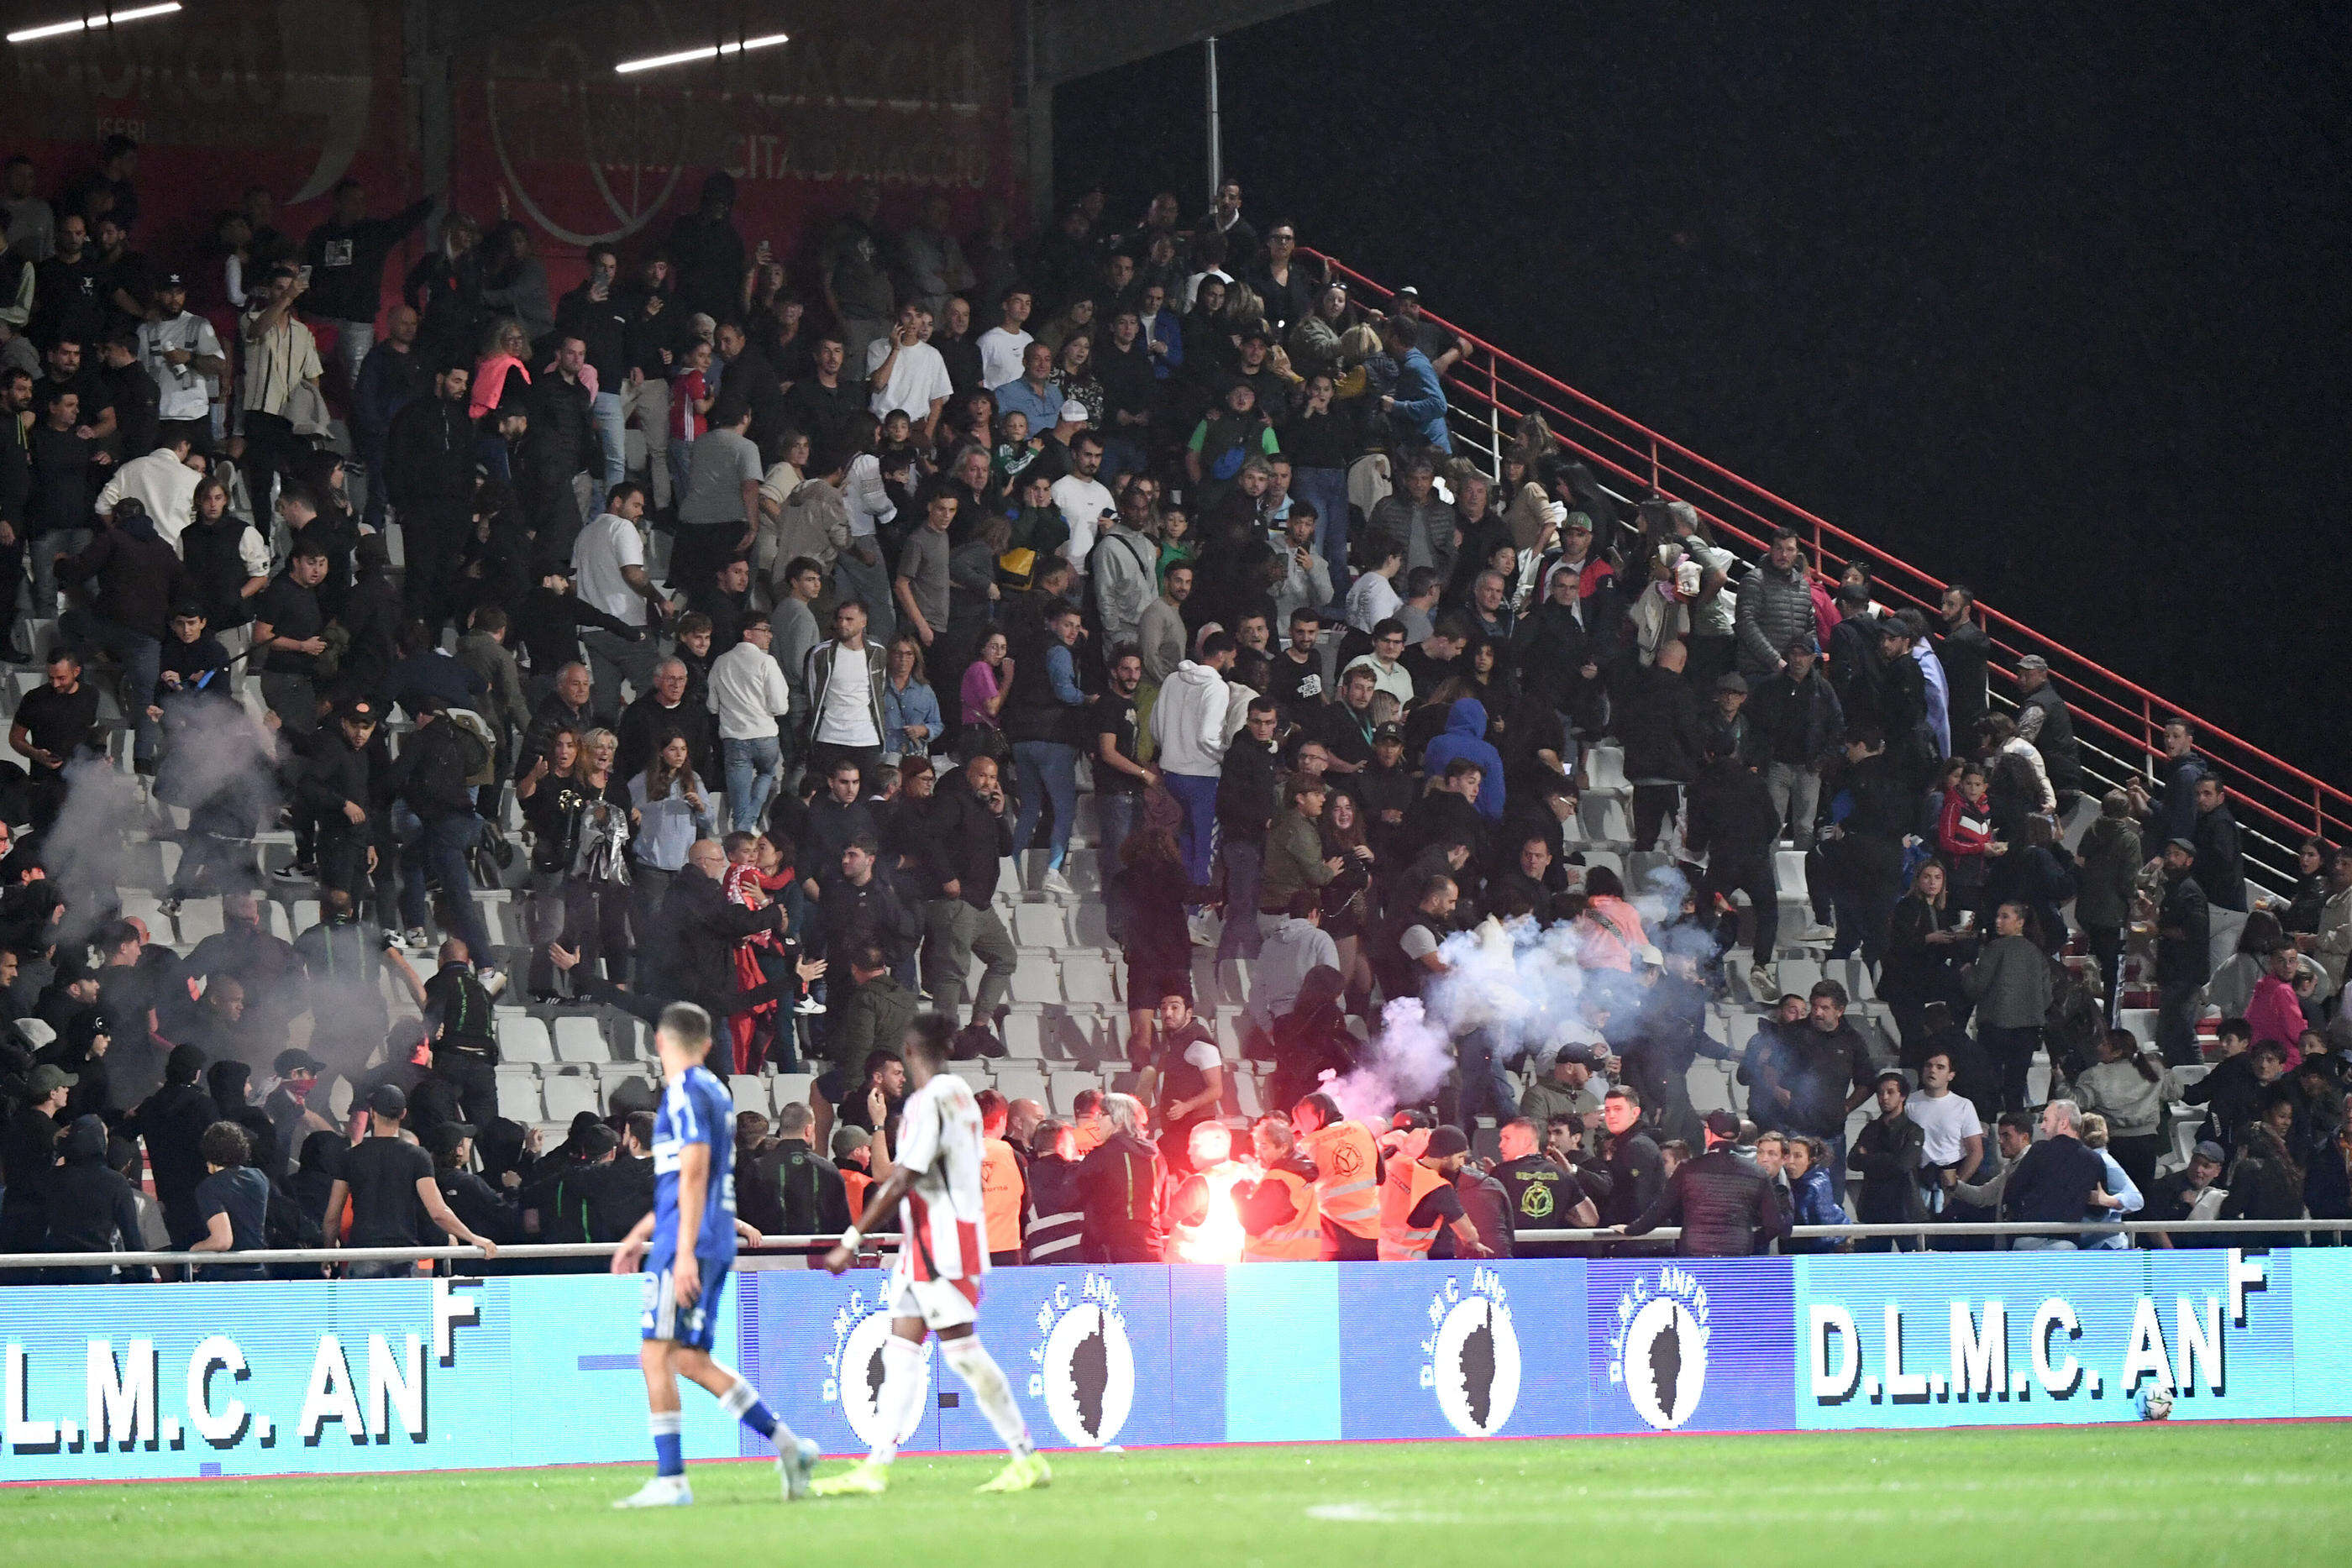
top-left (41, 756), bottom-right (139, 951)
top-left (38, 692), bottom-right (283, 950)
top-left (1334, 858), bottom-right (1704, 1117)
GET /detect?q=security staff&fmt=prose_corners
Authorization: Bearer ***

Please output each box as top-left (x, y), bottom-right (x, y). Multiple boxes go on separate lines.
top-left (1236, 1117), bottom-right (1321, 1261)
top-left (978, 1088), bottom-right (1026, 1266)
top-left (1168, 1122), bottom-right (1254, 1263)
top-left (1377, 1125), bottom-right (1492, 1260)
top-left (1292, 1090), bottom-right (1382, 1260)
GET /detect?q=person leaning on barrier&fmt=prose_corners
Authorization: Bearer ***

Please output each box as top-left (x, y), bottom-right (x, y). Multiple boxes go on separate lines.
top-left (321, 1081), bottom-right (500, 1277)
top-left (1999, 1099), bottom-right (2117, 1251)
top-left (1617, 1109), bottom-right (1788, 1258)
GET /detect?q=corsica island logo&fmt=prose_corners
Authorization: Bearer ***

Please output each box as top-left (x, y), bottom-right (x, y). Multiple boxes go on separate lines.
top-left (1423, 1267), bottom-right (1521, 1437)
top-left (1608, 1265), bottom-right (1711, 1430)
top-left (823, 1289), bottom-right (932, 1450)
top-left (1028, 1273), bottom-right (1135, 1448)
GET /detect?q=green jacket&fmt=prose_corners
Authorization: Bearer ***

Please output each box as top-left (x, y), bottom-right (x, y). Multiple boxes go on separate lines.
top-left (835, 973), bottom-right (919, 1068)
top-left (1258, 808), bottom-right (1336, 914)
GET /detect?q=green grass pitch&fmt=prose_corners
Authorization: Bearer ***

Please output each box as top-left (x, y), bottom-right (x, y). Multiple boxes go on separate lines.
top-left (5, 1424), bottom-right (2347, 1566)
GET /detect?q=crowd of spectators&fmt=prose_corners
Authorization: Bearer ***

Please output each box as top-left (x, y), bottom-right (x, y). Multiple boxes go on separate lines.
top-left (0, 139), bottom-right (2345, 1277)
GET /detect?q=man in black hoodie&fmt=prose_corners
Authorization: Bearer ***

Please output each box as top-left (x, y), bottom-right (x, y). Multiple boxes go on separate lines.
top-left (916, 757), bottom-right (1016, 1033)
top-left (384, 358), bottom-right (477, 627)
top-left (124, 1042), bottom-right (216, 1246)
top-left (42, 1114), bottom-right (153, 1282)
top-left (1215, 697), bottom-right (1283, 962)
top-left (387, 698), bottom-right (498, 983)
top-left (1615, 638), bottom-right (1707, 852)
top-left (1, 1063), bottom-right (71, 1264)
top-left (1688, 733), bottom-right (1785, 1004)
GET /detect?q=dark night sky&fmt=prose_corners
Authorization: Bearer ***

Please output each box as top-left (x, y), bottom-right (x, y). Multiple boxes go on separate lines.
top-left (1056, 0), bottom-right (2352, 784)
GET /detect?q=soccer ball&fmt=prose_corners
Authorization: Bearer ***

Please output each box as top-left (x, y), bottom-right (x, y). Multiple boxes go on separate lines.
top-left (2137, 1387), bottom-right (2174, 1421)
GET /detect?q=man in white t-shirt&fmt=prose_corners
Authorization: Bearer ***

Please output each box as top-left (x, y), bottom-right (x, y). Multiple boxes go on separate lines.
top-left (803, 598), bottom-right (886, 789)
top-left (975, 286), bottom-right (1033, 391)
top-left (1345, 532), bottom-right (1404, 633)
top-left (136, 274), bottom-right (225, 450)
top-left (863, 302), bottom-right (953, 441)
top-left (1905, 1048), bottom-right (1986, 1210)
top-left (1048, 428), bottom-right (1114, 569)
top-left (570, 481), bottom-right (670, 719)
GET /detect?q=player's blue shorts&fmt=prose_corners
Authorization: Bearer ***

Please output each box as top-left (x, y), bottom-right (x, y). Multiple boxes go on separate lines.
top-left (640, 1249), bottom-right (732, 1351)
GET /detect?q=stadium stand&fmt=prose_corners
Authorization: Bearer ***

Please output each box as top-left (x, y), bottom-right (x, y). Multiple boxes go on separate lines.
top-left (0, 120), bottom-right (2344, 1281)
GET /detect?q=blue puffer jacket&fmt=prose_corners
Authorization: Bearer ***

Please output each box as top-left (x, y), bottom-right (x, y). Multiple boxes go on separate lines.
top-left (1786, 1165), bottom-right (1851, 1251)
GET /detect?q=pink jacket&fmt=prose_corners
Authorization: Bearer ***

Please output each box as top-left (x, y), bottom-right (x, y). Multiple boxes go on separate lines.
top-left (2244, 973), bottom-right (2307, 1066)
top-left (469, 353), bottom-right (530, 419)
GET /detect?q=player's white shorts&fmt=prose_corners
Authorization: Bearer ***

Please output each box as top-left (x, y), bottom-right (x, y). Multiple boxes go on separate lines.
top-left (887, 1269), bottom-right (979, 1330)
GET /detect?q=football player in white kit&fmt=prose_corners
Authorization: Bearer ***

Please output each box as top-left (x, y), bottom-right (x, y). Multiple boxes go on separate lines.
top-left (810, 1015), bottom-right (1050, 1496)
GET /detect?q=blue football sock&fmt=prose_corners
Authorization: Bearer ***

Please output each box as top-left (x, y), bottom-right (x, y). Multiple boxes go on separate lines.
top-left (649, 1409), bottom-right (684, 1476)
top-left (717, 1370), bottom-right (785, 1442)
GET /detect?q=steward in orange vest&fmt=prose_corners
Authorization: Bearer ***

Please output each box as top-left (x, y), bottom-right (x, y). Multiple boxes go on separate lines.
top-left (1293, 1091), bottom-right (1381, 1261)
top-left (1377, 1125), bottom-right (1492, 1260)
top-left (1237, 1117), bottom-right (1321, 1261)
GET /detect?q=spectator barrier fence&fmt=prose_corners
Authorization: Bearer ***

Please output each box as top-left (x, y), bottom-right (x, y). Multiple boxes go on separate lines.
top-left (0, 1240), bottom-right (2341, 1481)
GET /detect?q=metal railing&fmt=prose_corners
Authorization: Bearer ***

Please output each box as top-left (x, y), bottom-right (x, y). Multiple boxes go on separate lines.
top-left (1300, 247), bottom-right (2349, 897)
top-left (1, 1219), bottom-right (2341, 1272)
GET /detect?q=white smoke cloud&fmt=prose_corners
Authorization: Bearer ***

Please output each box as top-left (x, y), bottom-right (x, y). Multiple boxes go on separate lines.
top-left (39, 694), bottom-right (282, 951)
top-left (1326, 858), bottom-right (1704, 1122)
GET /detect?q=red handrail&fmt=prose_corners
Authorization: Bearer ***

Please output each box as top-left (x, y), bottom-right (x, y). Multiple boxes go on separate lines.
top-left (1301, 247), bottom-right (2349, 880)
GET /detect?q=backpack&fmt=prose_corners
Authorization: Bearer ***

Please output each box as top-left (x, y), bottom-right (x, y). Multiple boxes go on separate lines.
top-left (444, 708), bottom-right (497, 789)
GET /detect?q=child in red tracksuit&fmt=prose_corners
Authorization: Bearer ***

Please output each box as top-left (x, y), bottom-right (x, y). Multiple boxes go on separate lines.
top-left (1936, 764), bottom-right (2000, 913)
top-left (723, 831), bottom-right (819, 1072)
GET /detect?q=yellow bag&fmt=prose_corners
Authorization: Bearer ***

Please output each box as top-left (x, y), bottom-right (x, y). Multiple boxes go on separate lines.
top-left (996, 547), bottom-right (1039, 590)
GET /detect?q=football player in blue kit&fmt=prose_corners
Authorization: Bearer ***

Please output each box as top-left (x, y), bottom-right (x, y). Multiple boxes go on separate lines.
top-left (610, 1001), bottom-right (821, 1507)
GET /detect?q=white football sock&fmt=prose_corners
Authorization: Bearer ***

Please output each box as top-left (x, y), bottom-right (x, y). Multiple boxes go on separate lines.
top-left (942, 1335), bottom-right (1035, 1459)
top-left (871, 1334), bottom-right (927, 1464)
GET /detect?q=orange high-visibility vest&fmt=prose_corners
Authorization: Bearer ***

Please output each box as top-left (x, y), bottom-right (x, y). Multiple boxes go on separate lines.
top-left (1242, 1165), bottom-right (1322, 1261)
top-left (842, 1168), bottom-right (872, 1227)
top-left (1378, 1158), bottom-right (1450, 1260)
top-left (1305, 1120), bottom-right (1381, 1239)
top-left (979, 1137), bottom-right (1022, 1255)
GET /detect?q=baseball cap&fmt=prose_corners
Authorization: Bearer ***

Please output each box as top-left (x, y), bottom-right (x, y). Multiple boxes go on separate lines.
top-left (1394, 285), bottom-right (1420, 299)
top-left (1373, 721), bottom-right (1404, 743)
top-left (1058, 398), bottom-right (1089, 423)
top-left (160, 272), bottom-right (186, 290)
top-left (338, 697), bottom-right (379, 726)
top-left (1785, 633), bottom-right (1819, 657)
top-left (274, 1048), bottom-right (325, 1078)
top-left (367, 1081), bottom-right (408, 1119)
top-left (1702, 1109), bottom-right (1740, 1142)
top-left (1562, 511), bottom-right (1593, 532)
top-left (1714, 673), bottom-right (1749, 694)
top-left (1239, 324), bottom-right (1272, 345)
top-left (2016, 654), bottom-right (2050, 672)
top-left (425, 1123), bottom-right (477, 1156)
top-left (1425, 1125), bottom-right (1470, 1158)
top-left (2192, 1141), bottom-right (2226, 1165)
top-left (26, 1062), bottom-right (76, 1097)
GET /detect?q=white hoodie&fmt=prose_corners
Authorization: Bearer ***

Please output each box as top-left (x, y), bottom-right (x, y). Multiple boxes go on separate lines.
top-left (1150, 660), bottom-right (1230, 779)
